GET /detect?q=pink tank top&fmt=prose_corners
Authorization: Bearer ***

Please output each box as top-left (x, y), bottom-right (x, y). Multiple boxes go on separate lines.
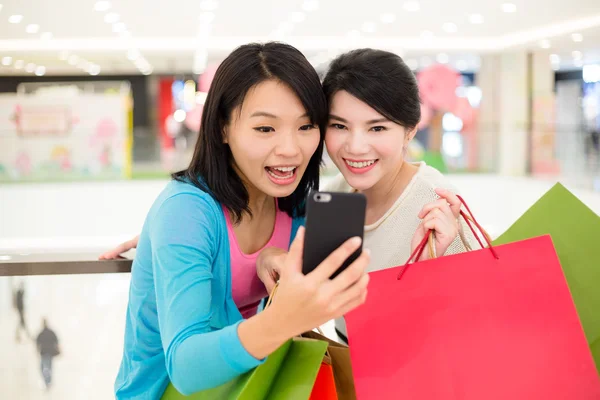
top-left (223, 204), bottom-right (292, 319)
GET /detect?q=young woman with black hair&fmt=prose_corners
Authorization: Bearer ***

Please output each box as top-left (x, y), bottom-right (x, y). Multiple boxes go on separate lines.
top-left (112, 42), bottom-right (370, 399)
top-left (258, 48), bottom-right (477, 342)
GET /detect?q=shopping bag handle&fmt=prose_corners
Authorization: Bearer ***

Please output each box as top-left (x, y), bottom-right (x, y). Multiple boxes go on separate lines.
top-left (397, 194), bottom-right (499, 280)
top-left (265, 281), bottom-right (333, 359)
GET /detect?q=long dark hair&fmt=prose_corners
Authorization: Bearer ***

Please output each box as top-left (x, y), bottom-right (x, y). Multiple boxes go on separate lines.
top-left (322, 48), bottom-right (421, 129)
top-left (173, 42), bottom-right (327, 222)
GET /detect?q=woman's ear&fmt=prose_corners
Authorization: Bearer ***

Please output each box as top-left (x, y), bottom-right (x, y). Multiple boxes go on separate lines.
top-left (405, 126), bottom-right (418, 146)
top-left (223, 125), bottom-right (229, 144)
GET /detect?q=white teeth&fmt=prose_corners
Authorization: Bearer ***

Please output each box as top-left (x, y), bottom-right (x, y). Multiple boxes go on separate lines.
top-left (345, 160), bottom-right (376, 168)
top-left (267, 169), bottom-right (294, 179)
top-left (272, 166), bottom-right (296, 172)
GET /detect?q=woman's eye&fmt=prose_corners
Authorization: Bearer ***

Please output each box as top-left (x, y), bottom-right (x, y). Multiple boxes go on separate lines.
top-left (254, 126), bottom-right (275, 133)
top-left (330, 123), bottom-right (346, 130)
top-left (299, 124), bottom-right (316, 131)
top-left (371, 126), bottom-right (387, 132)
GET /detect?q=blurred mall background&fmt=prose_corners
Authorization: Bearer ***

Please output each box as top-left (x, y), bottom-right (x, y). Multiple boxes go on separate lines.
top-left (1, 0), bottom-right (600, 398)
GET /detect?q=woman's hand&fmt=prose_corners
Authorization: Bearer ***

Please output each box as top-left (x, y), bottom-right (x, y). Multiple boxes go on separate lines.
top-left (239, 226), bottom-right (370, 359)
top-left (267, 227), bottom-right (370, 336)
top-left (99, 235), bottom-right (139, 260)
top-left (256, 247), bottom-right (287, 294)
top-left (410, 188), bottom-right (462, 261)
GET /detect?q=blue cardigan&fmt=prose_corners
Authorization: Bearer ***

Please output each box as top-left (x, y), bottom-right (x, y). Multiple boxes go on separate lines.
top-left (114, 179), bottom-right (304, 399)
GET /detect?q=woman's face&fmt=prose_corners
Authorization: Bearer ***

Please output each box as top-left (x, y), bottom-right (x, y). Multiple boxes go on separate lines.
top-left (226, 79), bottom-right (321, 199)
top-left (325, 90), bottom-right (415, 192)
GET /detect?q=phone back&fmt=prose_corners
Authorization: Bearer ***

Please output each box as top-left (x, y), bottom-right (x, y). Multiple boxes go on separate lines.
top-left (302, 191), bottom-right (366, 278)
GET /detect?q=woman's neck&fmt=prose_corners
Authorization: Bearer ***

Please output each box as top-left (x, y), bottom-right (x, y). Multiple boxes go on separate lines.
top-left (241, 179), bottom-right (275, 222)
top-left (361, 161), bottom-right (419, 225)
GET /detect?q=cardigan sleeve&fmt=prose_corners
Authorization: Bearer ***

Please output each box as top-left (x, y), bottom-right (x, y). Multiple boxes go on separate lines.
top-left (149, 193), bottom-right (264, 395)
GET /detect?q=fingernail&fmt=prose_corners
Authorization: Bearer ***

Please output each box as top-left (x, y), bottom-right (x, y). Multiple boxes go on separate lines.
top-left (350, 237), bottom-right (362, 246)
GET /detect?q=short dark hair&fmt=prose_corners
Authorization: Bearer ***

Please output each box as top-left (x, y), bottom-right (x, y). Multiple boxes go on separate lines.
top-left (322, 48), bottom-right (421, 129)
top-left (173, 42), bottom-right (327, 222)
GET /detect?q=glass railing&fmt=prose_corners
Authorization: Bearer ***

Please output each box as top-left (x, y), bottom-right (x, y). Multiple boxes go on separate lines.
top-left (1, 252), bottom-right (133, 400)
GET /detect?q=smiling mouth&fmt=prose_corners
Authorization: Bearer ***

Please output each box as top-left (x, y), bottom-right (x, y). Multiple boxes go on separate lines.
top-left (344, 159), bottom-right (378, 169)
top-left (265, 166), bottom-right (297, 179)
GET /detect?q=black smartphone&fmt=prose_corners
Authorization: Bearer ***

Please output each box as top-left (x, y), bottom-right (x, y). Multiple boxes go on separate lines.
top-left (302, 191), bottom-right (366, 279)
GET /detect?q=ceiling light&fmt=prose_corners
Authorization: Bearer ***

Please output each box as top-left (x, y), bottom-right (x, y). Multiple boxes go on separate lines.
top-left (291, 11), bottom-right (306, 23)
top-left (40, 32), bottom-right (53, 40)
top-left (89, 65), bottom-right (101, 75)
top-left (421, 30), bottom-right (434, 39)
top-left (406, 59), bottom-right (419, 70)
top-left (142, 69), bottom-right (153, 76)
top-left (550, 54), bottom-right (560, 64)
top-left (59, 51), bottom-right (69, 61)
top-left (198, 12), bottom-right (215, 24)
top-left (35, 66), bottom-right (46, 76)
top-left (68, 55), bottom-right (79, 65)
top-left (552, 64), bottom-right (560, 71)
top-left (25, 63), bottom-right (36, 73)
top-left (8, 15), bottom-right (23, 24)
top-left (574, 59), bottom-right (584, 68)
top-left (302, 0), bottom-right (319, 12)
top-left (0, 5), bottom-right (3, 12)
top-left (26, 24), bottom-right (40, 34)
top-left (403, 1), bottom-right (420, 12)
top-left (77, 60), bottom-right (90, 69)
top-left (539, 39), bottom-right (551, 49)
top-left (112, 22), bottom-right (126, 33)
top-left (572, 33), bottom-right (583, 42)
top-left (0, 255), bottom-right (12, 261)
top-left (436, 53), bottom-right (449, 64)
top-left (94, 1), bottom-right (111, 11)
top-left (442, 22), bottom-right (457, 33)
top-left (572, 50), bottom-right (583, 60)
top-left (469, 14), bottom-right (484, 24)
top-left (127, 49), bottom-right (140, 61)
top-left (380, 13), bottom-right (396, 24)
top-left (362, 21), bottom-right (377, 33)
top-left (104, 12), bottom-right (119, 24)
top-left (2, 56), bottom-right (12, 66)
top-left (501, 3), bottom-right (517, 13)
top-left (14, 60), bottom-right (24, 69)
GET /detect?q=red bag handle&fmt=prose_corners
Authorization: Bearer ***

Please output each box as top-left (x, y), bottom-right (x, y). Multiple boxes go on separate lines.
top-left (397, 194), bottom-right (499, 280)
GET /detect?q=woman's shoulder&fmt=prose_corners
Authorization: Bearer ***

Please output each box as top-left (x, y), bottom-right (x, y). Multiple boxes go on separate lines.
top-left (152, 179), bottom-right (222, 222)
top-left (413, 162), bottom-right (460, 194)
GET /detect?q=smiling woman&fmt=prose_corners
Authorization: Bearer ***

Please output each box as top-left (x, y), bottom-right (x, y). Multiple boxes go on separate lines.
top-left (113, 42), bottom-right (371, 400)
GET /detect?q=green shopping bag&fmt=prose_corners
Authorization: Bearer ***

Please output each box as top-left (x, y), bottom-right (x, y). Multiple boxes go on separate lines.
top-left (493, 183), bottom-right (600, 373)
top-left (161, 337), bottom-right (328, 400)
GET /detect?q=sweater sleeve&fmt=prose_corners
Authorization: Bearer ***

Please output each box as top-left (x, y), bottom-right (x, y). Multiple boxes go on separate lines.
top-left (150, 193), bottom-right (264, 395)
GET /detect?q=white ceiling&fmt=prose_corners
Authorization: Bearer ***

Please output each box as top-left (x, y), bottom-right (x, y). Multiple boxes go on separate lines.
top-left (0, 0), bottom-right (600, 76)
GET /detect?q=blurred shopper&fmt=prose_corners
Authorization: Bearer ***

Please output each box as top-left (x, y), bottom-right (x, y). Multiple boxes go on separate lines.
top-left (13, 282), bottom-right (30, 342)
top-left (112, 42), bottom-right (369, 399)
top-left (36, 318), bottom-right (60, 390)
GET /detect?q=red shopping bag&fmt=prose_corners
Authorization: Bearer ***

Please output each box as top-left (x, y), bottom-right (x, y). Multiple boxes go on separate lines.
top-left (309, 360), bottom-right (339, 400)
top-left (345, 196), bottom-right (600, 400)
